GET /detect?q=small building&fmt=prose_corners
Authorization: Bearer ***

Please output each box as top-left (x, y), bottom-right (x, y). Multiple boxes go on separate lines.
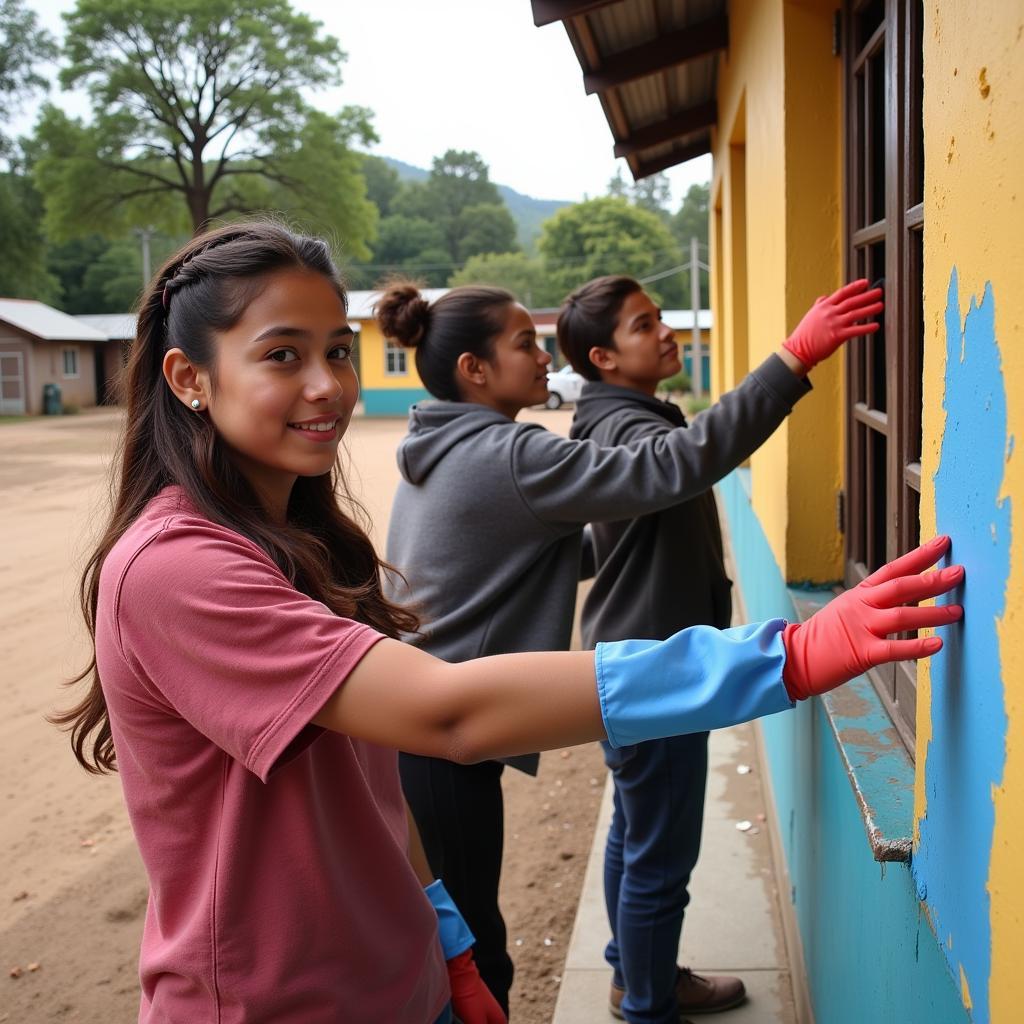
top-left (0, 299), bottom-right (108, 415)
top-left (75, 314), bottom-right (136, 405)
top-left (347, 289), bottom-right (446, 416)
top-left (663, 309), bottom-right (712, 392)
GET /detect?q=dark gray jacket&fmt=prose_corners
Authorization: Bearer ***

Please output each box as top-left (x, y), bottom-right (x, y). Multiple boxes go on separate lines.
top-left (384, 354), bottom-right (808, 772)
top-left (570, 383), bottom-right (733, 649)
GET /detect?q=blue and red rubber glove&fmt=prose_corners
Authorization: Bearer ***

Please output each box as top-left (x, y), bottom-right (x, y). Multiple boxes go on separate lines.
top-left (782, 535), bottom-right (964, 700)
top-left (783, 279), bottom-right (884, 371)
top-left (425, 879), bottom-right (506, 1024)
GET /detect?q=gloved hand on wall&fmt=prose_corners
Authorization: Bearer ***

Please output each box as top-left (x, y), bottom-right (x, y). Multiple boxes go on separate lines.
top-left (782, 535), bottom-right (964, 700)
top-left (783, 278), bottom-right (884, 371)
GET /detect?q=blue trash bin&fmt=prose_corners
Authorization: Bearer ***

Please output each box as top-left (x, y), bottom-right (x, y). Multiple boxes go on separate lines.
top-left (42, 383), bottom-right (62, 415)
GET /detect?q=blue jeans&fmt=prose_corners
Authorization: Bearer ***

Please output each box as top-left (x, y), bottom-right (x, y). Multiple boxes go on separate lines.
top-left (432, 1004), bottom-right (453, 1024)
top-left (603, 731), bottom-right (709, 1024)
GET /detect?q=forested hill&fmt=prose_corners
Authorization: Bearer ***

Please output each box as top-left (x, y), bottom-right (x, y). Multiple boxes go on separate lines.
top-left (383, 156), bottom-right (570, 249)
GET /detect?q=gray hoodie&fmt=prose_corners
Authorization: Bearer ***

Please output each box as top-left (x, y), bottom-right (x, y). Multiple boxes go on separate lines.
top-left (384, 353), bottom-right (809, 773)
top-left (570, 381), bottom-right (731, 648)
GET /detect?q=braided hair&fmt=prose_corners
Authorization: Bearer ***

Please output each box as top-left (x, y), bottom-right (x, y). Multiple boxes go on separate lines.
top-left (53, 221), bottom-right (419, 773)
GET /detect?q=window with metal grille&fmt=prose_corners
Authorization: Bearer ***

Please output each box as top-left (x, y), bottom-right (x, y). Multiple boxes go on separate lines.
top-left (384, 340), bottom-right (407, 376)
top-left (843, 0), bottom-right (924, 751)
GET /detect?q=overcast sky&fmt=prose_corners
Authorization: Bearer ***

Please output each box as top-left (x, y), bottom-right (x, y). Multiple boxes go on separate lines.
top-left (15, 0), bottom-right (711, 207)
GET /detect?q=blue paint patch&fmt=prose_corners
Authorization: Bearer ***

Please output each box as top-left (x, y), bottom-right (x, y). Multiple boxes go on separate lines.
top-left (915, 269), bottom-right (1011, 1024)
top-left (717, 471), bottom-right (969, 1023)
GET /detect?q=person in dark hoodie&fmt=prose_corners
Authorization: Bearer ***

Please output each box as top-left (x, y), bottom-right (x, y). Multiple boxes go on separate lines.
top-left (379, 276), bottom-right (886, 1014)
top-left (561, 274), bottom-right (876, 1023)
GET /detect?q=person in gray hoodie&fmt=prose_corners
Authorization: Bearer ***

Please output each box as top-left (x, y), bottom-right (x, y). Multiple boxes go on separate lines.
top-left (379, 276), bottom-right (885, 1014)
top-left (562, 274), bottom-right (884, 1024)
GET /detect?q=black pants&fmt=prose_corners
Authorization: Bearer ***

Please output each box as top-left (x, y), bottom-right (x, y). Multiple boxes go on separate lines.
top-left (399, 753), bottom-right (514, 1016)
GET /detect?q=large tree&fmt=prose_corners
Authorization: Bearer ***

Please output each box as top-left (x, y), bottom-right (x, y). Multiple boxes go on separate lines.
top-left (0, 0), bottom-right (59, 298)
top-left (34, 0), bottom-right (377, 249)
top-left (359, 153), bottom-right (402, 218)
top-left (0, 169), bottom-right (60, 301)
top-left (391, 150), bottom-right (517, 264)
top-left (0, 0), bottom-right (57, 158)
top-left (537, 196), bottom-right (683, 304)
top-left (449, 251), bottom-right (560, 307)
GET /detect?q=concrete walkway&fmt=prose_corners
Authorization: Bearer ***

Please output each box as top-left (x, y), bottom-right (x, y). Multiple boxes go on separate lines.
top-left (552, 721), bottom-right (799, 1024)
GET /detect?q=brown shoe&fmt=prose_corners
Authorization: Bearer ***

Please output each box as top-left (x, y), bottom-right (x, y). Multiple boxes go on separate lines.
top-left (609, 968), bottom-right (746, 1019)
top-left (675, 967), bottom-right (746, 1014)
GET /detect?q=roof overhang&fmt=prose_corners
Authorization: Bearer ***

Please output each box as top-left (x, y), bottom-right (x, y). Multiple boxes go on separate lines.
top-left (532, 0), bottom-right (726, 180)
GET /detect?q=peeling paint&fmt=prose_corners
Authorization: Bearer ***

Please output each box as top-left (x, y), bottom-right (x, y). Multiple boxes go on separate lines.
top-left (915, 270), bottom-right (1011, 1024)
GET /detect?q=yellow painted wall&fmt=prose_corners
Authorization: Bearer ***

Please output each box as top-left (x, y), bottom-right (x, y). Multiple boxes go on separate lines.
top-left (712, 0), bottom-right (843, 582)
top-left (356, 319), bottom-right (425, 391)
top-left (914, 4), bottom-right (1024, 1018)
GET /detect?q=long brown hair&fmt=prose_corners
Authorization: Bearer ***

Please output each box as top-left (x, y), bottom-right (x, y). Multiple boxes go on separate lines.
top-left (52, 222), bottom-right (418, 774)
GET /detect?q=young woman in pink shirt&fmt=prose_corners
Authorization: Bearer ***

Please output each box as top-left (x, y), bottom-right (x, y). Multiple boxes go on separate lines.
top-left (53, 222), bottom-right (963, 1024)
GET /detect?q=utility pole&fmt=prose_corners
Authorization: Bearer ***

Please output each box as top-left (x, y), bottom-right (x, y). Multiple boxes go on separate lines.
top-left (134, 226), bottom-right (155, 287)
top-left (690, 235), bottom-right (702, 399)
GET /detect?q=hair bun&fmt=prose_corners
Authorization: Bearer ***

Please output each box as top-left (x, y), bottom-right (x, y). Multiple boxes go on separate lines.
top-left (375, 280), bottom-right (431, 348)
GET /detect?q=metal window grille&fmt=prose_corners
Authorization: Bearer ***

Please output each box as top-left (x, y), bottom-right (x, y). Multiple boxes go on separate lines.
top-left (843, 0), bottom-right (924, 751)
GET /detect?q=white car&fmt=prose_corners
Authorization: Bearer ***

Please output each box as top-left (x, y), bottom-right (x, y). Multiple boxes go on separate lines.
top-left (544, 365), bottom-right (586, 409)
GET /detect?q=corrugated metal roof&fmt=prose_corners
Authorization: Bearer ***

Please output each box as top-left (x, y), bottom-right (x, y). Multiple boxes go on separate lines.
top-left (663, 309), bottom-right (712, 330)
top-left (0, 299), bottom-right (108, 342)
top-left (345, 288), bottom-right (450, 321)
top-left (533, 0), bottom-right (727, 179)
top-left (75, 313), bottom-right (137, 340)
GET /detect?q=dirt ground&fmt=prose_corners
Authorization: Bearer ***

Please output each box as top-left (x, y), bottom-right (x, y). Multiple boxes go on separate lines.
top-left (0, 406), bottom-right (605, 1024)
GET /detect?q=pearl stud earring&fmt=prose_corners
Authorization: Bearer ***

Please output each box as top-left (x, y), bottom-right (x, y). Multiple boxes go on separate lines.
top-left (191, 399), bottom-right (201, 410)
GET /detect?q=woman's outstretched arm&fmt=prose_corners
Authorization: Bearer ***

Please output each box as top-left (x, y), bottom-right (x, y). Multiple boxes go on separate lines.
top-left (314, 536), bottom-right (963, 762)
top-left (314, 644), bottom-right (605, 763)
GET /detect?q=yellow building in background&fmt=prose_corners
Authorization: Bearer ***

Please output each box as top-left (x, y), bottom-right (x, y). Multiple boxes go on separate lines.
top-left (346, 289), bottom-right (439, 416)
top-left (352, 290), bottom-right (713, 414)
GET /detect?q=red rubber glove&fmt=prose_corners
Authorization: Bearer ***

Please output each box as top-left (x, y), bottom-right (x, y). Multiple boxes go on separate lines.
top-left (447, 949), bottom-right (507, 1024)
top-left (782, 535), bottom-right (964, 700)
top-left (782, 279), bottom-right (884, 370)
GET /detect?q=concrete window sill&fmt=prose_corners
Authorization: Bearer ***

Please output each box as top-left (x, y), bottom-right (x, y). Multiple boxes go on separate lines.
top-left (790, 589), bottom-right (915, 863)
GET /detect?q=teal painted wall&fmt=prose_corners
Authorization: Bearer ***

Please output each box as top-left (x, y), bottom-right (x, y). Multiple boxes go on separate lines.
top-left (362, 388), bottom-right (429, 417)
top-left (681, 351), bottom-right (711, 393)
top-left (718, 470), bottom-right (969, 1024)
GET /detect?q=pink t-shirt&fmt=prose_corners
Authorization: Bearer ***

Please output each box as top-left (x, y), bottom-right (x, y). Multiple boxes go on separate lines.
top-left (95, 487), bottom-right (449, 1023)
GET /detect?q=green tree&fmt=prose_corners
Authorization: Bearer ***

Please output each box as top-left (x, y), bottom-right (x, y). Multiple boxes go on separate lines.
top-left (0, 0), bottom-right (57, 158)
top-left (455, 202), bottom-right (518, 261)
top-left (449, 252), bottom-right (559, 307)
top-left (34, 0), bottom-right (377, 248)
top-left (359, 153), bottom-right (401, 217)
top-left (0, 0), bottom-right (59, 299)
top-left (537, 196), bottom-right (683, 303)
top-left (391, 150), bottom-right (517, 265)
top-left (631, 173), bottom-right (672, 219)
top-left (0, 169), bottom-right (60, 301)
top-left (606, 168), bottom-right (672, 221)
top-left (48, 232), bottom-right (183, 312)
top-left (360, 213), bottom-right (450, 287)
